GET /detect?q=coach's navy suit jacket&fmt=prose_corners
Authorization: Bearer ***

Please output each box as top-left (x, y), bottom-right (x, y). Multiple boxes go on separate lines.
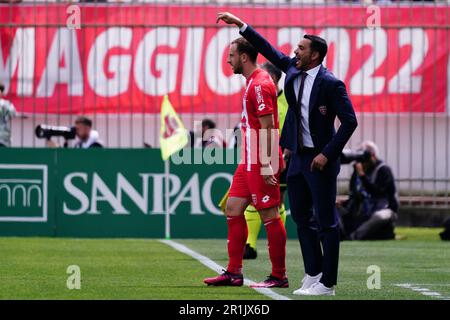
top-left (240, 25), bottom-right (358, 168)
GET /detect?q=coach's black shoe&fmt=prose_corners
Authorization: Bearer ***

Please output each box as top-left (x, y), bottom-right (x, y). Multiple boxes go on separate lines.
top-left (243, 244), bottom-right (257, 260)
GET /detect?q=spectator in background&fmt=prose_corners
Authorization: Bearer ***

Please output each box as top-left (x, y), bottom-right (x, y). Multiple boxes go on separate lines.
top-left (189, 118), bottom-right (226, 148)
top-left (46, 116), bottom-right (103, 148)
top-left (338, 141), bottom-right (398, 240)
top-left (201, 118), bottom-right (226, 148)
top-left (73, 116), bottom-right (103, 148)
top-left (0, 83), bottom-right (16, 147)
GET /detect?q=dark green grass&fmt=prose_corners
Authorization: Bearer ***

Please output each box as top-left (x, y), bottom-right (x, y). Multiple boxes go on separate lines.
top-left (0, 227), bottom-right (448, 300)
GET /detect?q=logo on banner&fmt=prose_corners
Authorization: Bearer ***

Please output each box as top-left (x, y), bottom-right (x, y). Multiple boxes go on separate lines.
top-left (0, 164), bottom-right (48, 222)
top-left (62, 171), bottom-right (233, 216)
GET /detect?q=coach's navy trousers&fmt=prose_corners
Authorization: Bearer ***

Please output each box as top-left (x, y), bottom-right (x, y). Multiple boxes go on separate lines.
top-left (287, 149), bottom-right (340, 288)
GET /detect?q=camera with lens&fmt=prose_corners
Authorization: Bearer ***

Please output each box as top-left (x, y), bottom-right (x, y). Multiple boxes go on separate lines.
top-left (340, 149), bottom-right (372, 165)
top-left (35, 124), bottom-right (76, 141)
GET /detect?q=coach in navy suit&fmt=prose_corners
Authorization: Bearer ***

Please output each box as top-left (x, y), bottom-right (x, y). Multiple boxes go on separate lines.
top-left (217, 13), bottom-right (358, 295)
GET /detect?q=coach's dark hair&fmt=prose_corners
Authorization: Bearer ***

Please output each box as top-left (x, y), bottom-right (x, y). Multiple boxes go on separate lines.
top-left (261, 62), bottom-right (282, 83)
top-left (0, 83), bottom-right (4, 93)
top-left (75, 116), bottom-right (92, 128)
top-left (231, 37), bottom-right (258, 63)
top-left (303, 34), bottom-right (328, 63)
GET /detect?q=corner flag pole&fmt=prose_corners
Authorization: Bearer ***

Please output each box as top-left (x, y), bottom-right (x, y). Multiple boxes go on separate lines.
top-left (160, 95), bottom-right (188, 240)
top-left (164, 158), bottom-right (170, 240)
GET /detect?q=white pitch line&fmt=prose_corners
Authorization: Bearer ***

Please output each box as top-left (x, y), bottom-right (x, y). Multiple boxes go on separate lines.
top-left (399, 284), bottom-right (450, 287)
top-left (160, 239), bottom-right (291, 301)
top-left (394, 283), bottom-right (450, 300)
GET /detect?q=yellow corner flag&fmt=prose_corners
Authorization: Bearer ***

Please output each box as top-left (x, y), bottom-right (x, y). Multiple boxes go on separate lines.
top-left (160, 95), bottom-right (188, 160)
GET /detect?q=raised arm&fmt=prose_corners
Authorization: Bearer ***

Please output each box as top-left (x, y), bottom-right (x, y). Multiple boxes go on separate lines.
top-left (216, 12), bottom-right (291, 73)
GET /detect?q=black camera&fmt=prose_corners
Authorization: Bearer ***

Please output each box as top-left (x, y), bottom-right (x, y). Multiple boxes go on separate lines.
top-left (35, 124), bottom-right (76, 140)
top-left (340, 149), bottom-right (372, 164)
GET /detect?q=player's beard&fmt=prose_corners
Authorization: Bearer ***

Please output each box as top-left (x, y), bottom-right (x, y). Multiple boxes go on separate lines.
top-left (296, 53), bottom-right (312, 71)
top-left (232, 61), bottom-right (244, 74)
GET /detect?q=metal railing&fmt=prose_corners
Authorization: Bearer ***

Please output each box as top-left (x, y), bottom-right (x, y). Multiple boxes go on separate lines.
top-left (0, 1), bottom-right (449, 202)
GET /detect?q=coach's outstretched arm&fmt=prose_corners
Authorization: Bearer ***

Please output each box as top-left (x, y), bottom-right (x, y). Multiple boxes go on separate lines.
top-left (216, 12), bottom-right (291, 73)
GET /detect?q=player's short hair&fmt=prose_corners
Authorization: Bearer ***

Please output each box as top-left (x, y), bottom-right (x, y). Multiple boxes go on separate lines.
top-left (261, 62), bottom-right (282, 83)
top-left (75, 116), bottom-right (93, 128)
top-left (231, 37), bottom-right (258, 63)
top-left (0, 83), bottom-right (4, 93)
top-left (303, 34), bottom-right (328, 63)
top-left (202, 119), bottom-right (216, 129)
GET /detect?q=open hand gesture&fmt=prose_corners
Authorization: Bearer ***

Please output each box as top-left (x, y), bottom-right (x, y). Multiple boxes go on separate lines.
top-left (216, 12), bottom-right (244, 28)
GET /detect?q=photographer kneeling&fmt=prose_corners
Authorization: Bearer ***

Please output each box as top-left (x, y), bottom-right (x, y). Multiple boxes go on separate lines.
top-left (338, 141), bottom-right (398, 240)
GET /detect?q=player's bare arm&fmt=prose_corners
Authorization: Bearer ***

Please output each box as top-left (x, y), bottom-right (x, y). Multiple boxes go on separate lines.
top-left (216, 12), bottom-right (244, 28)
top-left (259, 114), bottom-right (277, 186)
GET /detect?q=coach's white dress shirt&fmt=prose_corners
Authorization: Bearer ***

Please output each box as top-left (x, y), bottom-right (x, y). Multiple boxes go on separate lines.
top-left (294, 65), bottom-right (320, 148)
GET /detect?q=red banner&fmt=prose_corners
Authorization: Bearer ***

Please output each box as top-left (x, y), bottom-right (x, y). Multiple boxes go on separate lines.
top-left (1, 4), bottom-right (449, 114)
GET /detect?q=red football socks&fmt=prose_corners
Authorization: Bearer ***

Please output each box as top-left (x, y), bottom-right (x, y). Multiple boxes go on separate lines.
top-left (226, 215), bottom-right (248, 275)
top-left (264, 216), bottom-right (287, 279)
